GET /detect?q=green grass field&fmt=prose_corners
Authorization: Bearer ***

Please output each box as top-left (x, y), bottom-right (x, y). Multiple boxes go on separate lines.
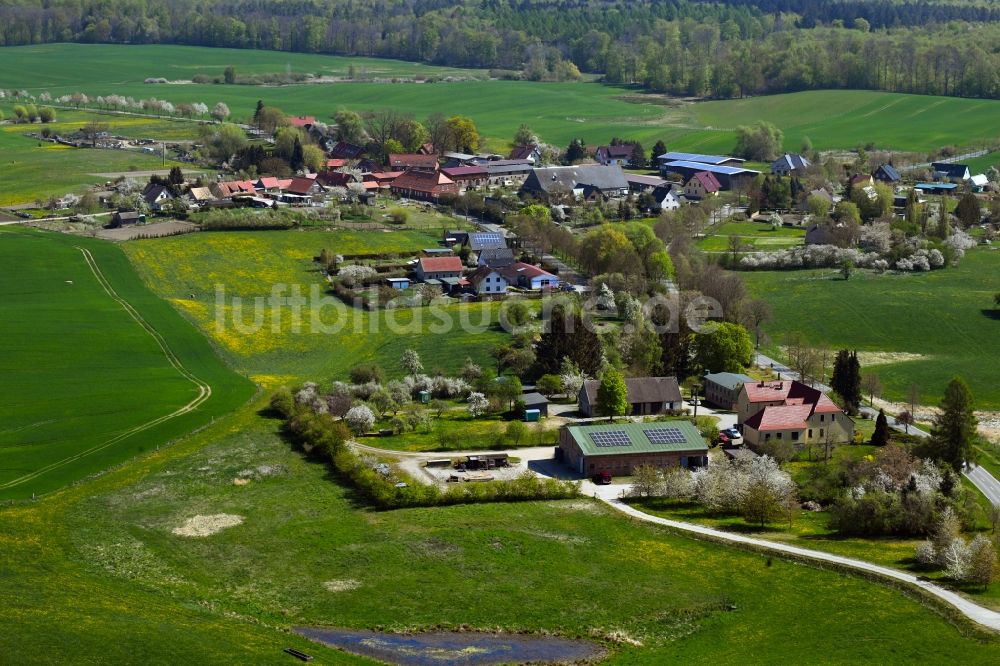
top-left (964, 151), bottom-right (1000, 175)
top-left (122, 229), bottom-right (509, 385)
top-left (0, 119), bottom-right (191, 206)
top-left (5, 44), bottom-right (1000, 158)
top-left (0, 227), bottom-right (254, 499)
top-left (2, 405), bottom-right (996, 664)
top-left (697, 221), bottom-right (806, 253)
top-left (744, 246), bottom-right (1000, 409)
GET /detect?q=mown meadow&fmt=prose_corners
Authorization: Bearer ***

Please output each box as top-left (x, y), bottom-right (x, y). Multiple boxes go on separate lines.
top-left (0, 227), bottom-right (254, 499)
top-left (3, 403), bottom-right (997, 664)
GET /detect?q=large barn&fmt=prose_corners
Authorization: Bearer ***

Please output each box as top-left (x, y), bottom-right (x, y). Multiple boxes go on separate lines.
top-left (559, 421), bottom-right (708, 478)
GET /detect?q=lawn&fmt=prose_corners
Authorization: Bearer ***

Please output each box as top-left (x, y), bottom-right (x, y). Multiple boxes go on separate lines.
top-left (697, 221), bottom-right (806, 253)
top-left (963, 150), bottom-right (1000, 175)
top-left (0, 120), bottom-right (191, 206)
top-left (2, 403), bottom-right (996, 663)
top-left (632, 441), bottom-right (1000, 610)
top-left (370, 408), bottom-right (558, 452)
top-left (122, 229), bottom-right (510, 384)
top-left (0, 227), bottom-right (254, 498)
top-left (743, 247), bottom-right (1000, 410)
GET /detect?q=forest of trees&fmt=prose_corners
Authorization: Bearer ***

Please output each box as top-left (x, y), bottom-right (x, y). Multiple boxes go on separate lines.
top-left (3, 1), bottom-right (1000, 99)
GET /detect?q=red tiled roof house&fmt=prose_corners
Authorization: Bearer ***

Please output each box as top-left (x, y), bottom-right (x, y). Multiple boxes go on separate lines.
top-left (684, 171), bottom-right (721, 199)
top-left (390, 170), bottom-right (459, 202)
top-left (414, 256), bottom-right (463, 282)
top-left (736, 380), bottom-right (853, 449)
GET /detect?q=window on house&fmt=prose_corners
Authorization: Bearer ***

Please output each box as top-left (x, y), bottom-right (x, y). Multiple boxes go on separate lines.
top-left (819, 429), bottom-right (824, 438)
top-left (777, 432), bottom-right (782, 439)
top-left (808, 429), bottom-right (813, 438)
top-left (820, 414), bottom-right (825, 422)
top-left (792, 431), bottom-right (799, 441)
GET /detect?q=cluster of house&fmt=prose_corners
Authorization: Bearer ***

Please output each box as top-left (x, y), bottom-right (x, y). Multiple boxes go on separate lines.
top-left (403, 230), bottom-right (562, 296)
top-left (554, 372), bottom-right (851, 478)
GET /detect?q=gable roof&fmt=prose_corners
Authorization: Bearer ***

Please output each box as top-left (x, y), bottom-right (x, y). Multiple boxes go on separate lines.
top-left (582, 376), bottom-right (682, 409)
top-left (468, 232), bottom-right (507, 251)
top-left (389, 153), bottom-right (439, 170)
top-left (216, 180), bottom-right (257, 197)
top-left (521, 165), bottom-right (629, 196)
top-left (500, 261), bottom-right (557, 283)
top-left (705, 372), bottom-right (753, 391)
top-left (772, 153), bottom-right (810, 172)
top-left (744, 404), bottom-right (815, 432)
top-left (187, 186), bottom-right (214, 201)
top-left (689, 171), bottom-right (721, 193)
top-left (931, 162), bottom-right (970, 179)
top-left (466, 266), bottom-right (504, 285)
top-left (509, 145), bottom-right (539, 160)
top-left (742, 380), bottom-right (841, 414)
top-left (442, 166), bottom-right (488, 179)
top-left (478, 247), bottom-right (515, 268)
top-left (564, 420), bottom-right (707, 457)
top-left (874, 164), bottom-right (901, 182)
top-left (330, 141), bottom-right (365, 159)
top-left (391, 169), bottom-right (455, 193)
top-left (417, 256), bottom-right (463, 273)
top-left (288, 115), bottom-right (316, 128)
top-left (662, 161), bottom-right (759, 177)
top-left (596, 144), bottom-right (634, 160)
top-left (285, 177), bottom-right (321, 195)
top-left (658, 152), bottom-right (744, 165)
top-left (626, 174), bottom-right (668, 188)
top-left (142, 183), bottom-right (172, 205)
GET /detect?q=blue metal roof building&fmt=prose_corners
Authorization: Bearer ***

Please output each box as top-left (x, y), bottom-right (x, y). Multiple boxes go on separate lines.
top-left (657, 152), bottom-right (745, 166)
top-left (659, 160), bottom-right (761, 190)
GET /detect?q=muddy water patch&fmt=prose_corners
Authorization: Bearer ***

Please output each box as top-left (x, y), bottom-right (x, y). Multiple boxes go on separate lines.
top-left (294, 627), bottom-right (605, 665)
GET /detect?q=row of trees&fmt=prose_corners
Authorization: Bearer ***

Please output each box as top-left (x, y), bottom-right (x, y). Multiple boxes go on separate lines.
top-left (4, 89), bottom-right (231, 121)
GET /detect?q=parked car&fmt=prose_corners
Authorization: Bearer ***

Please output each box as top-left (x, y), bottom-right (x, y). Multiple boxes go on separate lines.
top-left (592, 471), bottom-right (612, 485)
top-left (721, 427), bottom-right (742, 441)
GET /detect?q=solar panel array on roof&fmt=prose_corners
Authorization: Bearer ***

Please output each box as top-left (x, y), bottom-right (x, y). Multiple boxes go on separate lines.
top-left (469, 232), bottom-right (505, 250)
top-left (589, 431), bottom-right (632, 447)
top-left (643, 428), bottom-right (687, 445)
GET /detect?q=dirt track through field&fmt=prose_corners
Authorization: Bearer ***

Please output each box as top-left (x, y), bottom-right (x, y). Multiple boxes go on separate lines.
top-left (0, 247), bottom-right (212, 492)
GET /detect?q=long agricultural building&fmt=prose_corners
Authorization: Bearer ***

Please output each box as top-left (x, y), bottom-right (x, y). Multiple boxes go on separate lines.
top-left (559, 421), bottom-right (708, 477)
top-left (659, 160), bottom-right (760, 190)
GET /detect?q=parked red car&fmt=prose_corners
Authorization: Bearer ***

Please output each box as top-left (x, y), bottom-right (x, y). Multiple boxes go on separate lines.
top-left (592, 471), bottom-right (612, 485)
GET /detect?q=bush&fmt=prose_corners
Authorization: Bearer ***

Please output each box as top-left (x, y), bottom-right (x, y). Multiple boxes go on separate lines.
top-left (387, 207), bottom-right (409, 224)
top-left (349, 362), bottom-right (384, 385)
top-left (278, 387), bottom-right (579, 509)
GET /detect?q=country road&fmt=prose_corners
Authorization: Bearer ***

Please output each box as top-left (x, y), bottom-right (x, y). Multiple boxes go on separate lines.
top-left (604, 498), bottom-right (1000, 633)
top-left (966, 465), bottom-right (1000, 505)
top-left (753, 352), bottom-right (1000, 505)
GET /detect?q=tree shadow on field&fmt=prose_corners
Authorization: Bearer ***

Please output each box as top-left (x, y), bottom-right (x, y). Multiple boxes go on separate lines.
top-left (980, 308), bottom-right (1000, 320)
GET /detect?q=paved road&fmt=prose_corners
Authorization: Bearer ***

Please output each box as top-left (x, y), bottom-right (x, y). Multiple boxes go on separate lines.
top-left (753, 351), bottom-right (931, 438)
top-left (903, 149), bottom-right (989, 172)
top-left (966, 465), bottom-right (1000, 505)
top-left (754, 352), bottom-right (1000, 503)
top-left (603, 498), bottom-right (1000, 632)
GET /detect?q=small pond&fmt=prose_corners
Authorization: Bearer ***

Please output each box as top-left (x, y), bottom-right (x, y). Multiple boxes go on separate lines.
top-left (294, 627), bottom-right (605, 665)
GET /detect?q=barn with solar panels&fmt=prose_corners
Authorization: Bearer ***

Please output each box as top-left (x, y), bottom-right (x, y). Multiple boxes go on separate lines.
top-left (558, 421), bottom-right (708, 478)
